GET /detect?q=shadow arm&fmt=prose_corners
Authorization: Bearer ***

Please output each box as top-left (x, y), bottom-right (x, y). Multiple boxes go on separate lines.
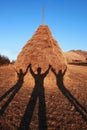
top-left (29, 65), bottom-right (35, 77)
top-left (51, 67), bottom-right (57, 76)
top-left (43, 65), bottom-right (51, 77)
top-left (14, 67), bottom-right (19, 77)
top-left (24, 65), bottom-right (30, 76)
top-left (62, 66), bottom-right (67, 76)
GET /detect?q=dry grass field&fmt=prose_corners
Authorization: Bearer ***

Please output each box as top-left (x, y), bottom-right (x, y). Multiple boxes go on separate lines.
top-left (0, 64), bottom-right (87, 130)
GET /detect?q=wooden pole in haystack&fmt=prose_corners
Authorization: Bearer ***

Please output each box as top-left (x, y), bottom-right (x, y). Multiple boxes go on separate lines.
top-left (42, 6), bottom-right (44, 25)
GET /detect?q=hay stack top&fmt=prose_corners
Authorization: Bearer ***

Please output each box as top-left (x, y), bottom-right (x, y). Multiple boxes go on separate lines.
top-left (16, 25), bottom-right (67, 72)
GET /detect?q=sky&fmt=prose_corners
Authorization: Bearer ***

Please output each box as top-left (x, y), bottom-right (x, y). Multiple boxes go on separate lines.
top-left (0, 0), bottom-right (87, 61)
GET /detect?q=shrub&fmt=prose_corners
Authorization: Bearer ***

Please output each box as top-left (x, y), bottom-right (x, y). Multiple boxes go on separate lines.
top-left (0, 54), bottom-right (10, 65)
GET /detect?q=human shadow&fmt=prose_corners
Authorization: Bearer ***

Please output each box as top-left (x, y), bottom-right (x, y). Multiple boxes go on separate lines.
top-left (0, 65), bottom-right (29, 115)
top-left (19, 64), bottom-right (51, 130)
top-left (51, 67), bottom-right (87, 121)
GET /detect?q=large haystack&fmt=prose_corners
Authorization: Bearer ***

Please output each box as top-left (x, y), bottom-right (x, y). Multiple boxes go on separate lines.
top-left (15, 25), bottom-right (67, 73)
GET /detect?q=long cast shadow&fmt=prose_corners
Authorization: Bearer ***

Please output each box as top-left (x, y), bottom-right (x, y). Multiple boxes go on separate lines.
top-left (51, 67), bottom-right (87, 121)
top-left (19, 64), bottom-right (51, 130)
top-left (0, 65), bottom-right (29, 115)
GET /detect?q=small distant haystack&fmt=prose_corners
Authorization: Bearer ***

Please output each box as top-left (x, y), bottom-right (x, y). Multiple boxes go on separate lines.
top-left (64, 51), bottom-right (86, 63)
top-left (15, 25), bottom-right (67, 74)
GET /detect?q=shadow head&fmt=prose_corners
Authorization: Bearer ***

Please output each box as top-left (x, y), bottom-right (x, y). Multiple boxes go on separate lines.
top-left (19, 69), bottom-right (23, 74)
top-left (59, 70), bottom-right (62, 74)
top-left (37, 67), bottom-right (41, 74)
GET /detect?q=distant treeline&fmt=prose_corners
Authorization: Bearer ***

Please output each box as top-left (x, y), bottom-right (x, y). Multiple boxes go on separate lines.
top-left (68, 62), bottom-right (87, 66)
top-left (0, 54), bottom-right (10, 65)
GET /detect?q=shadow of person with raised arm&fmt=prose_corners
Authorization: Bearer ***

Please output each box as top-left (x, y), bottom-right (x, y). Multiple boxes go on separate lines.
top-left (0, 65), bottom-right (29, 115)
top-left (19, 64), bottom-right (51, 130)
top-left (51, 67), bottom-right (87, 121)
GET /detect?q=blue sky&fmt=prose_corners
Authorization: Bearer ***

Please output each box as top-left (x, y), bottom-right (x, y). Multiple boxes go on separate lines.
top-left (0, 0), bottom-right (87, 61)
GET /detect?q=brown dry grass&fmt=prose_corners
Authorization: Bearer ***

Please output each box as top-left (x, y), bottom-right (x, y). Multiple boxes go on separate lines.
top-left (0, 64), bottom-right (87, 130)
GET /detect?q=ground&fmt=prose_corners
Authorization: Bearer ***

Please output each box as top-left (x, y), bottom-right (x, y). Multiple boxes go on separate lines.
top-left (0, 64), bottom-right (87, 130)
